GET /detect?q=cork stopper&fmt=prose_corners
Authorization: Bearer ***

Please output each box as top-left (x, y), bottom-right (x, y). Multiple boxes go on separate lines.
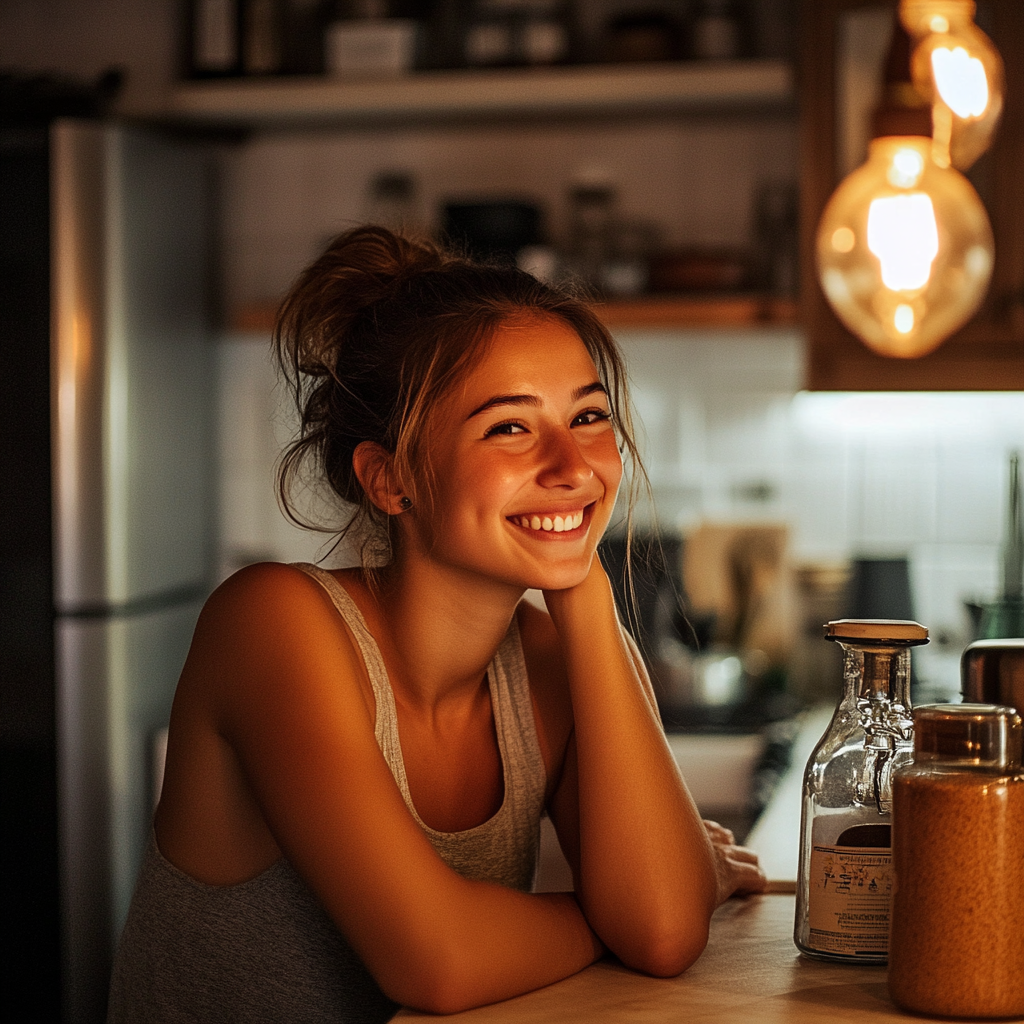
top-left (825, 619), bottom-right (929, 646)
top-left (913, 703), bottom-right (1023, 769)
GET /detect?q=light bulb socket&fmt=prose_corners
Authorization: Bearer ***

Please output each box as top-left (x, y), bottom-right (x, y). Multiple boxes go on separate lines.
top-left (871, 13), bottom-right (932, 140)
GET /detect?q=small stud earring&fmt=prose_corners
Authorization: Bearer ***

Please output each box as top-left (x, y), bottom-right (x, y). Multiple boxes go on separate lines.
top-left (398, 496), bottom-right (412, 511)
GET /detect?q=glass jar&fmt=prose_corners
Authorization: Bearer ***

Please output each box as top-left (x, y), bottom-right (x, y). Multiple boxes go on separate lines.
top-left (889, 703), bottom-right (1024, 1019)
top-left (794, 618), bottom-right (927, 963)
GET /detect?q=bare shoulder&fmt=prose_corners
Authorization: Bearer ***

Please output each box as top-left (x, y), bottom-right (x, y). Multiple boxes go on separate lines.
top-left (180, 562), bottom-right (371, 722)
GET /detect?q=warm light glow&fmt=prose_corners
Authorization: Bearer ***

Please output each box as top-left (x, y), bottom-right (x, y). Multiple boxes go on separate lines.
top-left (817, 137), bottom-right (994, 359)
top-left (831, 227), bottom-right (856, 253)
top-left (931, 46), bottom-right (988, 117)
top-left (867, 194), bottom-right (939, 290)
top-left (899, 0), bottom-right (1004, 169)
top-left (894, 304), bottom-right (915, 333)
top-left (888, 147), bottom-right (926, 188)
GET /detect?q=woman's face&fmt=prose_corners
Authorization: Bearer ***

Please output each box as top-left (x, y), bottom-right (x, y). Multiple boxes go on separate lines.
top-left (407, 315), bottom-right (623, 593)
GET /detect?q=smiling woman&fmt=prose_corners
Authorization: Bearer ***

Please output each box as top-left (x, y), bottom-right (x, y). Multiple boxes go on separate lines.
top-left (106, 227), bottom-right (765, 1024)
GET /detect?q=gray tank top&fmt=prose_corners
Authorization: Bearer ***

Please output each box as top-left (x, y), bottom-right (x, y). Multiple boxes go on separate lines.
top-left (107, 563), bottom-right (547, 1024)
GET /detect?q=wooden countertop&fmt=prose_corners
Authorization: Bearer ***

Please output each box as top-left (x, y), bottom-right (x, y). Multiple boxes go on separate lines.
top-left (396, 892), bottom-right (991, 1023)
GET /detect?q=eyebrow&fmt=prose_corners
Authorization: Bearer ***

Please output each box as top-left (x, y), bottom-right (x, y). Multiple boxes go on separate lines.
top-left (466, 381), bottom-right (608, 420)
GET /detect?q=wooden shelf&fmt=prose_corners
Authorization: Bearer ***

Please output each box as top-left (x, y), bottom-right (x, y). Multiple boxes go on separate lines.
top-left (231, 294), bottom-right (798, 334)
top-left (594, 295), bottom-right (798, 329)
top-left (165, 60), bottom-right (793, 129)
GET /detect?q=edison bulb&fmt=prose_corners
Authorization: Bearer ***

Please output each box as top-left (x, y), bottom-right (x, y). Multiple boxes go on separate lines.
top-left (899, 0), bottom-right (1004, 169)
top-left (817, 137), bottom-right (993, 358)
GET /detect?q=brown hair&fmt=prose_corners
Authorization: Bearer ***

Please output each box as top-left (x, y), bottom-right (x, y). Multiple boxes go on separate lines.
top-left (275, 225), bottom-right (645, 566)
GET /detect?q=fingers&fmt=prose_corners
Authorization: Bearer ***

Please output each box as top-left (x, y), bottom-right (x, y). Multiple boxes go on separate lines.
top-left (702, 820), bottom-right (735, 845)
top-left (711, 841), bottom-right (768, 904)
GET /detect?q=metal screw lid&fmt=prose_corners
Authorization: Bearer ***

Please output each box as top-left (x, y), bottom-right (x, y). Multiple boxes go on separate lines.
top-left (913, 703), bottom-right (1023, 769)
top-left (824, 618), bottom-right (929, 645)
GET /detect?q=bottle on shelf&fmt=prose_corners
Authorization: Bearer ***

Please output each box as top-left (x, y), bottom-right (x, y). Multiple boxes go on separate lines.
top-left (563, 177), bottom-right (614, 293)
top-left (690, 0), bottom-right (745, 61)
top-left (242, 0), bottom-right (285, 75)
top-left (794, 618), bottom-right (928, 964)
top-left (187, 0), bottom-right (243, 78)
top-left (281, 0), bottom-right (327, 74)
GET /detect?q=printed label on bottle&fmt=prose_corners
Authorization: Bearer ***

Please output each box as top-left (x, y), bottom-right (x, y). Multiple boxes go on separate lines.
top-left (807, 844), bottom-right (892, 956)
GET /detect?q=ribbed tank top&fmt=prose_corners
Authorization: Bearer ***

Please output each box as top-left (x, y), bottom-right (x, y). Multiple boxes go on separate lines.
top-left (107, 564), bottom-right (547, 1024)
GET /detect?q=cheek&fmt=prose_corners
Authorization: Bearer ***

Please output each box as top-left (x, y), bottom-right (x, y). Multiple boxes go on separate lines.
top-left (590, 435), bottom-right (624, 491)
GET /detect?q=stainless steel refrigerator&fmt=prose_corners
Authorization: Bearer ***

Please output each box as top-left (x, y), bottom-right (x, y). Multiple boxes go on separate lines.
top-left (1, 118), bottom-right (215, 1023)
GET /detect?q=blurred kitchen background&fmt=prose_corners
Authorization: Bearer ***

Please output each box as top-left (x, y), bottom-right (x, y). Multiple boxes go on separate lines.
top-left (2, 1), bottom-right (1022, 1021)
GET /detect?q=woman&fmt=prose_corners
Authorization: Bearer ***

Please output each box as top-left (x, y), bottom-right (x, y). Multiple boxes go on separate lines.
top-left (108, 227), bottom-right (765, 1023)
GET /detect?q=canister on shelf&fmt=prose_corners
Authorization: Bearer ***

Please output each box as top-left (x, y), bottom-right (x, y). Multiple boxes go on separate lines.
top-left (889, 703), bottom-right (1024, 1019)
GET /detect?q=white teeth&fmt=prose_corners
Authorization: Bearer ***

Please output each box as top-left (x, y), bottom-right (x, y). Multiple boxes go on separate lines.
top-left (516, 511), bottom-right (586, 532)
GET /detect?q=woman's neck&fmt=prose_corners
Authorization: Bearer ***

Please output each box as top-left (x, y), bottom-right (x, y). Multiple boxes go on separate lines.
top-left (338, 557), bottom-right (524, 713)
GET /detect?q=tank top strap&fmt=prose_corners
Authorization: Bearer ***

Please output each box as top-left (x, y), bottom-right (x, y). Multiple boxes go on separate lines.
top-left (290, 563), bottom-right (402, 764)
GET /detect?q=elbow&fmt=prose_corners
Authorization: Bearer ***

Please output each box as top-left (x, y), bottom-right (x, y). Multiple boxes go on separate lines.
top-left (638, 922), bottom-right (710, 978)
top-left (614, 908), bottom-right (712, 979)
top-left (375, 943), bottom-right (487, 1016)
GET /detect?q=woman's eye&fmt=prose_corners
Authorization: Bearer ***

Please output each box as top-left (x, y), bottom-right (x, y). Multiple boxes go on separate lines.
top-left (484, 420), bottom-right (527, 437)
top-left (572, 409), bottom-right (612, 427)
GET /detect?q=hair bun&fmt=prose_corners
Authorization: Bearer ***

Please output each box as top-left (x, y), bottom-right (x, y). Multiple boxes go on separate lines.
top-left (276, 225), bottom-right (447, 377)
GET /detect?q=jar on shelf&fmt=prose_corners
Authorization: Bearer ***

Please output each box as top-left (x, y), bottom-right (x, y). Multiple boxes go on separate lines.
top-left (323, 0), bottom-right (421, 78)
top-left (794, 618), bottom-right (927, 964)
top-left (889, 703), bottom-right (1024, 1019)
top-left (463, 0), bottom-right (573, 68)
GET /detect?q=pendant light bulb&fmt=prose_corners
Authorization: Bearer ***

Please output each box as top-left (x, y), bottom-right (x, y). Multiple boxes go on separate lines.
top-left (899, 0), bottom-right (1004, 169)
top-left (817, 136), bottom-right (993, 358)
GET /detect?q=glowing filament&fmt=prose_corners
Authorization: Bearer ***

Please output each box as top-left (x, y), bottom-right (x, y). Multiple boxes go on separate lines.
top-left (894, 304), bottom-right (915, 334)
top-left (867, 194), bottom-right (939, 291)
top-left (931, 46), bottom-right (989, 118)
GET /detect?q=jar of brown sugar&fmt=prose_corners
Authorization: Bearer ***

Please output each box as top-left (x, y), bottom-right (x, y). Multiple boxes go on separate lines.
top-left (889, 703), bottom-right (1024, 1019)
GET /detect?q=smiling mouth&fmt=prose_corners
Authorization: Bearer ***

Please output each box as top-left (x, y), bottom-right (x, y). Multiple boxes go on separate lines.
top-left (509, 508), bottom-right (587, 533)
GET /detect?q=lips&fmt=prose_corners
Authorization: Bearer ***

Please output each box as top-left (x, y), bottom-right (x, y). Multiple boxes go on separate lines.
top-left (510, 509), bottom-right (586, 533)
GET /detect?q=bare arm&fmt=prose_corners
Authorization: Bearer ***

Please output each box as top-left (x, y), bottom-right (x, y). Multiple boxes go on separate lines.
top-left (541, 557), bottom-right (762, 976)
top-left (173, 564), bottom-right (603, 1013)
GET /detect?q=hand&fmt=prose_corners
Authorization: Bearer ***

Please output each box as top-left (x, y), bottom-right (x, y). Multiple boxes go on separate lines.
top-left (703, 820), bottom-right (767, 906)
top-left (541, 552), bottom-right (613, 626)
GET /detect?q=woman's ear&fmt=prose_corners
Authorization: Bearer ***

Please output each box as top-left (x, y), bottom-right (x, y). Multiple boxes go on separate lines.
top-left (352, 441), bottom-right (409, 515)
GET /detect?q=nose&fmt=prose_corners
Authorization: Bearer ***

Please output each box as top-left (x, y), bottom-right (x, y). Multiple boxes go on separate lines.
top-left (535, 427), bottom-right (594, 490)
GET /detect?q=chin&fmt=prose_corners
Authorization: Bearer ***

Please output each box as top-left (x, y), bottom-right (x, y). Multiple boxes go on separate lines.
top-left (519, 563), bottom-right (592, 593)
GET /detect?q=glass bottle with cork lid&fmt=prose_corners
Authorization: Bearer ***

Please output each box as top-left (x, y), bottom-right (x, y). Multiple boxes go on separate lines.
top-left (889, 703), bottom-right (1024, 1019)
top-left (794, 618), bottom-right (928, 963)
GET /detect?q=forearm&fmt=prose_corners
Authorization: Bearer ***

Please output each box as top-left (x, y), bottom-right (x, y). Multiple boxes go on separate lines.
top-left (374, 884), bottom-right (603, 1013)
top-left (545, 568), bottom-right (717, 973)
